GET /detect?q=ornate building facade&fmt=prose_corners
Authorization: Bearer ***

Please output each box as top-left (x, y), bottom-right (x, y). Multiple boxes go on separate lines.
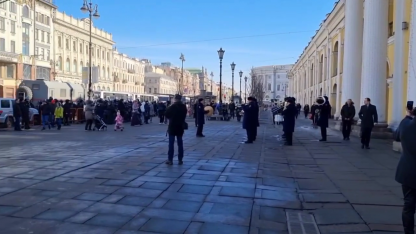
top-left (53, 11), bottom-right (114, 92)
top-left (144, 72), bottom-right (177, 95)
top-left (289, 0), bottom-right (416, 130)
top-left (112, 49), bottom-right (145, 94)
top-left (0, 0), bottom-right (56, 98)
top-left (252, 64), bottom-right (292, 103)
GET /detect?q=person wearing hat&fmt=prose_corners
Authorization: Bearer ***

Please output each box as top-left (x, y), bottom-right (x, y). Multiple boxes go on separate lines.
top-left (282, 97), bottom-right (297, 146)
top-left (196, 98), bottom-right (209, 137)
top-left (164, 94), bottom-right (188, 165)
top-left (242, 97), bottom-right (258, 143)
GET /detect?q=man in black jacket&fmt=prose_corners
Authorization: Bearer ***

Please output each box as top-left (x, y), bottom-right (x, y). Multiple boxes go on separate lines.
top-left (358, 97), bottom-right (378, 149)
top-left (165, 94), bottom-right (188, 165)
top-left (13, 99), bottom-right (22, 131)
top-left (196, 98), bottom-right (209, 137)
top-left (395, 107), bottom-right (416, 234)
top-left (340, 99), bottom-right (356, 140)
top-left (282, 98), bottom-right (297, 145)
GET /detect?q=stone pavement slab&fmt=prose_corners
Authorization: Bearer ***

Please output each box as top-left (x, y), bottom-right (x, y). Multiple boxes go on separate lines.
top-left (0, 116), bottom-right (405, 233)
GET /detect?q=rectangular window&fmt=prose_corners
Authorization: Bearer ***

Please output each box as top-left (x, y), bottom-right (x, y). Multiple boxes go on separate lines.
top-left (9, 1), bottom-right (16, 13)
top-left (6, 65), bottom-right (14, 78)
top-left (0, 17), bottom-right (5, 30)
top-left (80, 43), bottom-right (83, 53)
top-left (47, 32), bottom-right (50, 43)
top-left (66, 38), bottom-right (69, 49)
top-left (35, 47), bottom-right (38, 56)
top-left (36, 12), bottom-right (39, 22)
top-left (0, 2), bottom-right (6, 9)
top-left (47, 50), bottom-right (50, 61)
top-left (0, 38), bottom-right (5, 51)
top-left (32, 84), bottom-right (40, 90)
top-left (22, 23), bottom-right (30, 56)
top-left (41, 31), bottom-right (44, 42)
top-left (40, 14), bottom-right (44, 24)
top-left (10, 40), bottom-right (15, 53)
top-left (58, 36), bottom-right (62, 48)
top-left (0, 100), bottom-right (10, 108)
top-left (73, 41), bottom-right (76, 51)
top-left (35, 29), bottom-right (39, 40)
top-left (41, 48), bottom-right (44, 60)
top-left (154, 88), bottom-right (157, 93)
top-left (46, 16), bottom-right (50, 25)
top-left (10, 21), bottom-right (15, 33)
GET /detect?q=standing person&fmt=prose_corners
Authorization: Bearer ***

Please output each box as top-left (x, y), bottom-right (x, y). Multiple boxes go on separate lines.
top-left (144, 101), bottom-right (150, 124)
top-left (40, 101), bottom-right (52, 130)
top-left (84, 100), bottom-right (94, 131)
top-left (282, 97), bottom-right (297, 146)
top-left (358, 97), bottom-right (378, 149)
top-left (54, 102), bottom-right (64, 130)
top-left (229, 102), bottom-right (236, 119)
top-left (20, 99), bottom-right (30, 130)
top-left (165, 94), bottom-right (187, 165)
top-left (242, 97), bottom-right (257, 144)
top-left (158, 101), bottom-right (166, 124)
top-left (196, 98), bottom-right (209, 137)
top-left (131, 100), bottom-right (139, 126)
top-left (303, 104), bottom-right (310, 118)
top-left (13, 99), bottom-right (22, 131)
top-left (271, 104), bottom-right (278, 125)
top-left (253, 98), bottom-right (260, 141)
top-left (193, 101), bottom-right (198, 127)
top-left (340, 99), bottom-right (356, 140)
top-left (394, 107), bottom-right (416, 234)
top-left (317, 96), bottom-right (331, 141)
top-left (50, 99), bottom-right (56, 128)
top-left (63, 100), bottom-right (71, 126)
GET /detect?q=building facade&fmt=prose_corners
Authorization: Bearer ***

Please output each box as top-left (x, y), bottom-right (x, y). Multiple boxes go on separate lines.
top-left (252, 64), bottom-right (292, 103)
top-left (0, 0), bottom-right (56, 98)
top-left (159, 62), bottom-right (199, 97)
top-left (53, 11), bottom-right (114, 93)
top-left (289, 0), bottom-right (416, 129)
top-left (144, 72), bottom-right (177, 95)
top-left (112, 50), bottom-right (145, 94)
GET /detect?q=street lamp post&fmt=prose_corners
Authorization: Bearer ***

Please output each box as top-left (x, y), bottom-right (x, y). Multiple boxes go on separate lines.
top-left (217, 48), bottom-right (225, 104)
top-left (273, 66), bottom-right (277, 100)
top-left (210, 72), bottom-right (213, 93)
top-left (244, 76), bottom-right (248, 103)
top-left (239, 71), bottom-right (243, 104)
top-left (230, 62), bottom-right (235, 103)
top-left (179, 53), bottom-right (185, 95)
top-left (81, 0), bottom-right (100, 101)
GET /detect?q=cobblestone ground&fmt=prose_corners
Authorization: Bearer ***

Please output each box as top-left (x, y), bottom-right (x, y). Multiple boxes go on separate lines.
top-left (0, 114), bottom-right (403, 234)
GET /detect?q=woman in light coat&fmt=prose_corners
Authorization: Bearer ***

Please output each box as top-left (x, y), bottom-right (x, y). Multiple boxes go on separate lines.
top-left (84, 101), bottom-right (94, 131)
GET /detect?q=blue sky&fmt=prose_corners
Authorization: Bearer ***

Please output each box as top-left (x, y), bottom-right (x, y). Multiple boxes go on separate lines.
top-left (56, 0), bottom-right (336, 85)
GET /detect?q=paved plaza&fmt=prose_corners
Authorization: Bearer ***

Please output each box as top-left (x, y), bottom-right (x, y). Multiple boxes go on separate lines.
top-left (0, 116), bottom-right (404, 234)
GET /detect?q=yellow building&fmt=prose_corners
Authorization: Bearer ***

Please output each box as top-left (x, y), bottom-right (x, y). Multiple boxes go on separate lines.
top-left (289, 0), bottom-right (415, 131)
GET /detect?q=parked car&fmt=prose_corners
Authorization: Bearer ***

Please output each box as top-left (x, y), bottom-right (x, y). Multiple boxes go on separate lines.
top-left (0, 98), bottom-right (38, 128)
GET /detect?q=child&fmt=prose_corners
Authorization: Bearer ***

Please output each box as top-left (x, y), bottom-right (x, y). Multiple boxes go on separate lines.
top-left (54, 102), bottom-right (64, 130)
top-left (114, 110), bottom-right (124, 131)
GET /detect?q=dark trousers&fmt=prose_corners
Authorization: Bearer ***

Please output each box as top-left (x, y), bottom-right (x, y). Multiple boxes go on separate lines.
top-left (402, 185), bottom-right (416, 234)
top-left (194, 117), bottom-right (197, 127)
top-left (230, 111), bottom-right (235, 118)
top-left (361, 127), bottom-right (372, 146)
top-left (168, 135), bottom-right (184, 161)
top-left (196, 124), bottom-right (204, 136)
top-left (254, 127), bottom-right (257, 141)
top-left (285, 131), bottom-right (293, 145)
top-left (64, 113), bottom-right (70, 125)
top-left (246, 127), bottom-right (256, 142)
top-left (85, 119), bottom-right (93, 130)
top-left (22, 115), bottom-right (30, 129)
top-left (14, 116), bottom-right (21, 131)
top-left (304, 112), bottom-right (309, 118)
top-left (56, 118), bottom-right (62, 129)
top-left (272, 114), bottom-right (276, 124)
top-left (320, 127), bottom-right (327, 140)
top-left (342, 120), bottom-right (352, 138)
top-left (159, 113), bottom-right (165, 123)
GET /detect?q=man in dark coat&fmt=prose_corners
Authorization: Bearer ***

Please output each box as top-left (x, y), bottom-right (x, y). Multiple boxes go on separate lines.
top-left (63, 100), bottom-right (72, 126)
top-left (196, 98), bottom-right (208, 137)
top-left (253, 98), bottom-right (260, 141)
top-left (358, 97), bottom-right (378, 149)
top-left (340, 99), bottom-right (356, 140)
top-left (282, 97), bottom-right (297, 145)
top-left (242, 97), bottom-right (257, 144)
top-left (165, 94), bottom-right (187, 165)
top-left (144, 101), bottom-right (150, 124)
top-left (193, 102), bottom-right (198, 127)
top-left (20, 99), bottom-right (30, 129)
top-left (394, 107), bottom-right (416, 234)
top-left (229, 102), bottom-right (236, 119)
top-left (317, 96), bottom-right (331, 141)
top-left (13, 99), bottom-right (22, 131)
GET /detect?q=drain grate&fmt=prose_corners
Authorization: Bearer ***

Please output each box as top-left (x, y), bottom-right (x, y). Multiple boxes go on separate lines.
top-left (286, 212), bottom-right (320, 234)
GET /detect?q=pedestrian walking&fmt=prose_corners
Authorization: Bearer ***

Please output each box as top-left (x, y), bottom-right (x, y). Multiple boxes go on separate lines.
top-left (54, 102), bottom-right (64, 130)
top-left (340, 99), bottom-right (356, 140)
top-left (358, 98), bottom-right (378, 149)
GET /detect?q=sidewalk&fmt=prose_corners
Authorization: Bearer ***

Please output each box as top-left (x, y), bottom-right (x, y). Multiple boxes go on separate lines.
top-left (0, 118), bottom-right (404, 233)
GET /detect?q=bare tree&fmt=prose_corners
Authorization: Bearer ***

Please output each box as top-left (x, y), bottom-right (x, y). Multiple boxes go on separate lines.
top-left (248, 68), bottom-right (265, 105)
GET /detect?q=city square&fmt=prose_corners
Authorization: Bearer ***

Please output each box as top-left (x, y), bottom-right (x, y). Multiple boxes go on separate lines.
top-left (0, 117), bottom-right (403, 234)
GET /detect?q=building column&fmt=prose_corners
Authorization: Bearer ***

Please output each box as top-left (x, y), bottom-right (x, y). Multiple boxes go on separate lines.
top-left (391, 0), bottom-right (405, 129)
top-left (334, 34), bottom-right (342, 118)
top-left (360, 0), bottom-right (389, 123)
top-left (407, 0), bottom-right (416, 104)
top-left (342, 0), bottom-right (363, 108)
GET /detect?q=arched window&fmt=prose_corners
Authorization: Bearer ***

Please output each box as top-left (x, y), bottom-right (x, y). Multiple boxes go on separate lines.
top-left (79, 61), bottom-right (83, 73)
top-left (22, 6), bottom-right (30, 18)
top-left (65, 58), bottom-right (70, 72)
top-left (73, 59), bottom-right (77, 73)
top-left (57, 56), bottom-right (62, 70)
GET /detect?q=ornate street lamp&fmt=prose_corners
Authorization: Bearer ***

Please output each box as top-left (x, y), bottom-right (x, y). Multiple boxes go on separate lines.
top-left (217, 48), bottom-right (225, 104)
top-left (210, 71), bottom-right (213, 93)
top-left (244, 76), bottom-right (248, 103)
top-left (230, 62), bottom-right (236, 103)
top-left (179, 53), bottom-right (185, 95)
top-left (81, 0), bottom-right (100, 100)
top-left (239, 71), bottom-right (243, 103)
